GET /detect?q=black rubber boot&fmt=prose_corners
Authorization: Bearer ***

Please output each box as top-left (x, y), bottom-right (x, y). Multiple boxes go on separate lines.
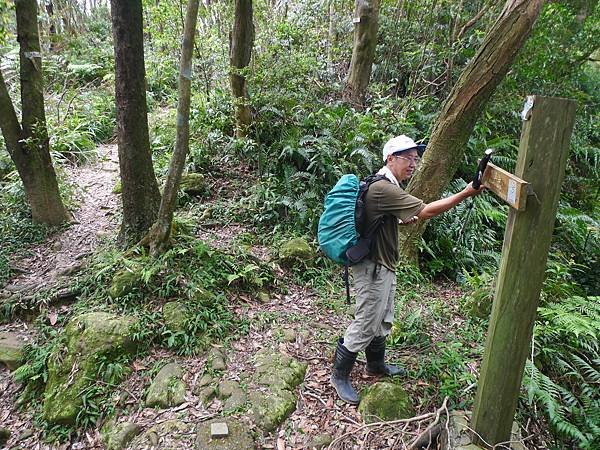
top-left (330, 339), bottom-right (360, 405)
top-left (365, 336), bottom-right (406, 377)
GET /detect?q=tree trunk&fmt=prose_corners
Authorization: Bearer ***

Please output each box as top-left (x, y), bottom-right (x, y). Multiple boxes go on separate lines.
top-left (229, 0), bottom-right (254, 138)
top-left (46, 1), bottom-right (57, 45)
top-left (0, 0), bottom-right (70, 226)
top-left (110, 0), bottom-right (161, 243)
top-left (398, 0), bottom-right (544, 264)
top-left (343, 0), bottom-right (380, 107)
top-left (141, 0), bottom-right (200, 255)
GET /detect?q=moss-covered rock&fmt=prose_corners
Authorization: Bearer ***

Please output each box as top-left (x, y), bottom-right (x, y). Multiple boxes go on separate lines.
top-left (42, 312), bottom-right (137, 425)
top-left (196, 419), bottom-right (254, 449)
top-left (248, 388), bottom-right (297, 433)
top-left (126, 419), bottom-right (195, 449)
top-left (248, 349), bottom-right (307, 432)
top-left (254, 349), bottom-right (307, 391)
top-left (218, 380), bottom-right (247, 411)
top-left (358, 382), bottom-right (415, 423)
top-left (278, 238), bottom-right (315, 267)
top-left (162, 301), bottom-right (188, 332)
top-left (208, 347), bottom-right (227, 371)
top-left (146, 362), bottom-right (186, 408)
top-left (109, 267), bottom-right (141, 299)
top-left (101, 421), bottom-right (141, 450)
top-left (180, 173), bottom-right (207, 196)
top-left (196, 385), bottom-right (217, 407)
top-left (196, 373), bottom-right (213, 388)
top-left (308, 433), bottom-right (334, 449)
top-left (0, 427), bottom-right (10, 447)
top-left (0, 332), bottom-right (25, 370)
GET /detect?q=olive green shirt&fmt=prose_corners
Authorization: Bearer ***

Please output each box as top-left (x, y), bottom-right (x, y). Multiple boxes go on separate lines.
top-left (364, 180), bottom-right (425, 271)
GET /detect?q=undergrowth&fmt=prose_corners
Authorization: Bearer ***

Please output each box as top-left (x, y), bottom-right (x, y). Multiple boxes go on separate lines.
top-left (12, 224), bottom-right (275, 435)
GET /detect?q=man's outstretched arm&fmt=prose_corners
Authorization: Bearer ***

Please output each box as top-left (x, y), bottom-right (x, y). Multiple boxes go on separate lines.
top-left (416, 183), bottom-right (483, 220)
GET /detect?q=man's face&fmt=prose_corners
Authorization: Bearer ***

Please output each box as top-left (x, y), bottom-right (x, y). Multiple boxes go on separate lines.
top-left (387, 148), bottom-right (420, 181)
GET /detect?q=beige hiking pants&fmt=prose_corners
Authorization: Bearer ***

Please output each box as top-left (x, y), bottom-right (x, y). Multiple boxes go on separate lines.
top-left (343, 259), bottom-right (396, 353)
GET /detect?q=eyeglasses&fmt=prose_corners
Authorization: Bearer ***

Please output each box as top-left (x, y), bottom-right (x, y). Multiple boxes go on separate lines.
top-left (393, 155), bottom-right (421, 165)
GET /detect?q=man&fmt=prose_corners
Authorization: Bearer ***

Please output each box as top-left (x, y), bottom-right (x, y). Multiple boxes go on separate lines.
top-left (331, 135), bottom-right (484, 404)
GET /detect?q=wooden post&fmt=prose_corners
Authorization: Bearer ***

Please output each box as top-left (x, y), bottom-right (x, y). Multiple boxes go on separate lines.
top-left (471, 96), bottom-right (576, 447)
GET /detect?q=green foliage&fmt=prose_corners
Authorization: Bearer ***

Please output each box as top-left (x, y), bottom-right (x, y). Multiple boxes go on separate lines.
top-left (0, 0), bottom-right (11, 46)
top-left (46, 87), bottom-right (115, 163)
top-left (524, 295), bottom-right (600, 449)
top-left (74, 355), bottom-right (131, 428)
top-left (459, 270), bottom-right (495, 319)
top-left (70, 231), bottom-right (274, 355)
top-left (0, 179), bottom-right (51, 287)
top-left (422, 179), bottom-right (504, 278)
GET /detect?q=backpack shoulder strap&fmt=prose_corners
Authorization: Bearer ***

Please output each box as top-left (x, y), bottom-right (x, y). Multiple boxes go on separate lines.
top-left (358, 174), bottom-right (391, 238)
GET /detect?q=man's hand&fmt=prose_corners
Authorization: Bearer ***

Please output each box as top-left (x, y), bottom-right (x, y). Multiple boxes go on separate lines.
top-left (463, 182), bottom-right (486, 197)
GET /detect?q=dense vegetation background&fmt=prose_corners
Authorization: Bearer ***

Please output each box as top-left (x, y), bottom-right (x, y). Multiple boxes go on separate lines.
top-left (0, 0), bottom-right (598, 449)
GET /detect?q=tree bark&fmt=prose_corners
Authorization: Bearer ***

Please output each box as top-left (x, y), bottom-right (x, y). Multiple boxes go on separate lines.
top-left (343, 0), bottom-right (380, 107)
top-left (110, 0), bottom-right (161, 243)
top-left (0, 0), bottom-right (70, 226)
top-left (398, 0), bottom-right (543, 264)
top-left (46, 1), bottom-right (57, 43)
top-left (141, 0), bottom-right (200, 255)
top-left (229, 0), bottom-right (254, 138)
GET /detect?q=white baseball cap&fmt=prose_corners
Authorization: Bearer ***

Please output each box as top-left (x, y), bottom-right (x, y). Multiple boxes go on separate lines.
top-left (382, 135), bottom-right (426, 162)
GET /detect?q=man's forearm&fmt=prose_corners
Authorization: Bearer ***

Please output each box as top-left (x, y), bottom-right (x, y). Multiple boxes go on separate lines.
top-left (417, 191), bottom-right (470, 220)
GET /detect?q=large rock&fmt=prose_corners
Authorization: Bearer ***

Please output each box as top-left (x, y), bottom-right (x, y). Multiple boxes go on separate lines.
top-left (278, 238), bottom-right (315, 267)
top-left (196, 418), bottom-right (254, 450)
top-left (146, 362), bottom-right (186, 408)
top-left (248, 389), bottom-right (297, 433)
top-left (0, 332), bottom-right (25, 370)
top-left (254, 350), bottom-right (306, 391)
top-left (208, 347), bottom-right (227, 371)
top-left (218, 380), bottom-right (247, 411)
top-left (109, 267), bottom-right (141, 299)
top-left (127, 419), bottom-right (195, 449)
top-left (162, 301), bottom-right (188, 332)
top-left (248, 349), bottom-right (307, 432)
top-left (358, 382), bottom-right (415, 423)
top-left (42, 312), bottom-right (137, 424)
top-left (101, 421), bottom-right (141, 450)
top-left (180, 173), bottom-right (207, 196)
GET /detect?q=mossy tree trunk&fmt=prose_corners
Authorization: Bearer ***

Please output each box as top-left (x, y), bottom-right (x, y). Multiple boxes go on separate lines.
top-left (141, 0), bottom-right (200, 255)
top-left (343, 0), bottom-right (380, 107)
top-left (398, 0), bottom-right (544, 264)
top-left (229, 0), bottom-right (254, 138)
top-left (0, 0), bottom-right (69, 226)
top-left (110, 0), bottom-right (161, 244)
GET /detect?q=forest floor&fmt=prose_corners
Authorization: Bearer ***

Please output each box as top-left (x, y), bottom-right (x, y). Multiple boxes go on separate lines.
top-left (0, 145), bottom-right (544, 450)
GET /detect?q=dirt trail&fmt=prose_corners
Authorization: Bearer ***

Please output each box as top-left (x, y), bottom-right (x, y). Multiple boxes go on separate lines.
top-left (0, 144), bottom-right (122, 448)
top-left (4, 144), bottom-right (120, 295)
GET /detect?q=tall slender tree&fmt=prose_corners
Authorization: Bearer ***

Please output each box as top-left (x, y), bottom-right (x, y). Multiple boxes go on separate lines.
top-left (398, 0), bottom-right (544, 263)
top-left (229, 0), bottom-right (254, 138)
top-left (142, 0), bottom-right (200, 255)
top-left (343, 0), bottom-right (380, 107)
top-left (0, 0), bottom-right (69, 226)
top-left (110, 0), bottom-right (161, 243)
